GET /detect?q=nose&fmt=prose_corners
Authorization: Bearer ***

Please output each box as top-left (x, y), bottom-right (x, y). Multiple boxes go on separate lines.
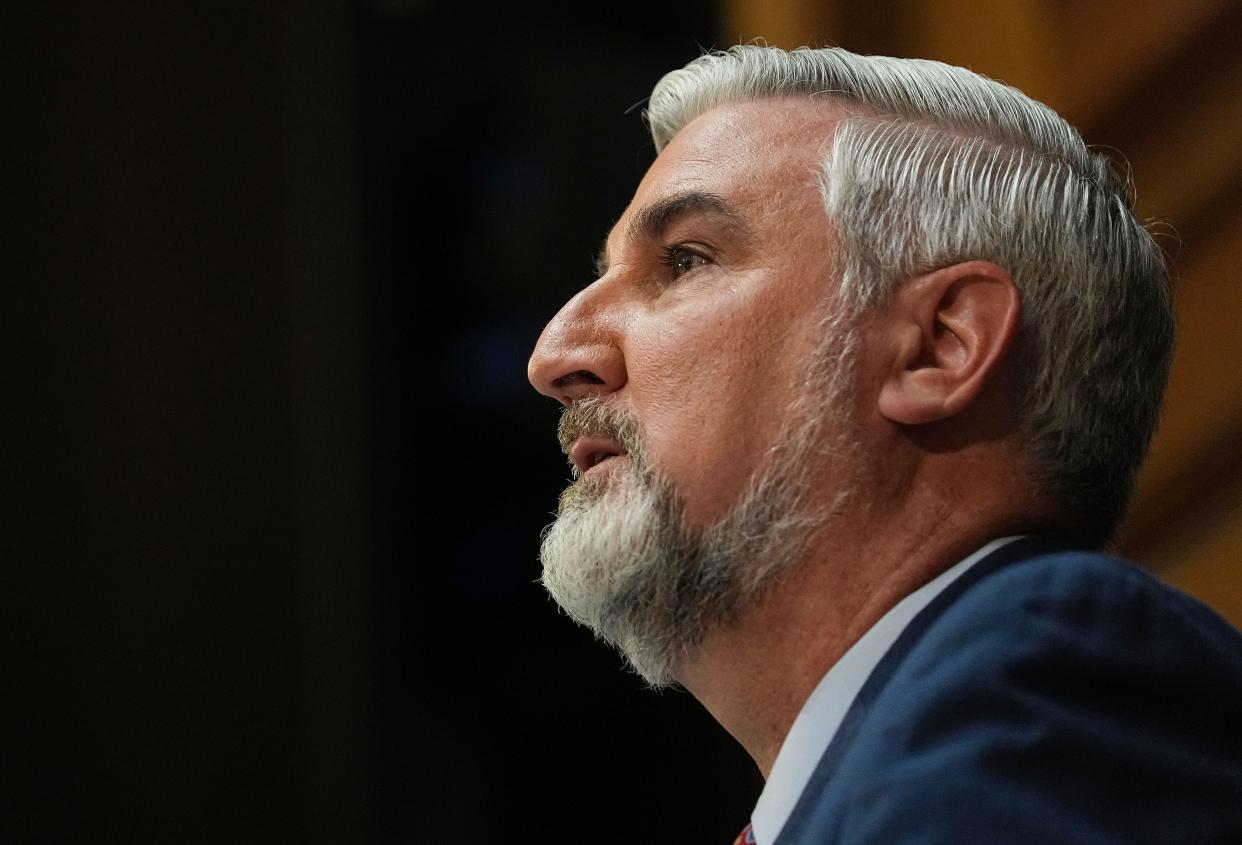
top-left (528, 283), bottom-right (628, 405)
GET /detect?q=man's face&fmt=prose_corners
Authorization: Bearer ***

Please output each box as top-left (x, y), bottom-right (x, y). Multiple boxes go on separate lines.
top-left (530, 98), bottom-right (851, 521)
top-left (528, 98), bottom-right (861, 683)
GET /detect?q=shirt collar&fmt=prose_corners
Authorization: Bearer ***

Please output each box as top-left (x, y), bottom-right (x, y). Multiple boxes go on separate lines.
top-left (749, 536), bottom-right (1024, 845)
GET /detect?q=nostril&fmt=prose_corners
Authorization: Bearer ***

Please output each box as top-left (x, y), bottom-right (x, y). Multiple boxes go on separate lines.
top-left (552, 370), bottom-right (607, 392)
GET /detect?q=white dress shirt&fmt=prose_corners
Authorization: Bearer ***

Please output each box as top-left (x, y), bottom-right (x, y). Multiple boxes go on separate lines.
top-left (749, 536), bottom-right (1023, 844)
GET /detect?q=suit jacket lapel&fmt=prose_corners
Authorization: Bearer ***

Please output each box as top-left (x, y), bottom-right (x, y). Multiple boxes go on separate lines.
top-left (773, 535), bottom-right (1077, 844)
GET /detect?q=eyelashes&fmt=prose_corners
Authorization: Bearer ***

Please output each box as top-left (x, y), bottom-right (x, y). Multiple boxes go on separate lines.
top-left (592, 243), bottom-right (714, 284)
top-left (657, 244), bottom-right (710, 281)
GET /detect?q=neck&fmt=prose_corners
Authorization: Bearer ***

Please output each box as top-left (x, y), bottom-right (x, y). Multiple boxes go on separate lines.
top-left (675, 479), bottom-right (1055, 777)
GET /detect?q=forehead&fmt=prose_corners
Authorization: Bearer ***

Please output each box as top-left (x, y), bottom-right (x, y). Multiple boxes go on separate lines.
top-left (617, 97), bottom-right (847, 234)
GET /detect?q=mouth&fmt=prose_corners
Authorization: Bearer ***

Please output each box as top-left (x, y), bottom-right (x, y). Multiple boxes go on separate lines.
top-left (569, 435), bottom-right (628, 477)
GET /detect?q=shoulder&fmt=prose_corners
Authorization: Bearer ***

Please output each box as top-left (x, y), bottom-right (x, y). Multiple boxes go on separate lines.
top-left (919, 546), bottom-right (1242, 679)
top-left (810, 546), bottom-right (1242, 843)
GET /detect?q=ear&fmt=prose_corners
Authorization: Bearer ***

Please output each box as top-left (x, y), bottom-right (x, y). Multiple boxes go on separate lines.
top-left (877, 261), bottom-right (1021, 426)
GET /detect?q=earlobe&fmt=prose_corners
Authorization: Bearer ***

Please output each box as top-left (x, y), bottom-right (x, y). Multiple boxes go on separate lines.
top-left (877, 262), bottom-right (1021, 427)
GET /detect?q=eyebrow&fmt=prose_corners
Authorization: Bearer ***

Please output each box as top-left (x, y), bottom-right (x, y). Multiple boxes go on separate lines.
top-left (594, 190), bottom-right (748, 277)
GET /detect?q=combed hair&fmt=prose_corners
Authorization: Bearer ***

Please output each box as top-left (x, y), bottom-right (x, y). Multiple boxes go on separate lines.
top-left (645, 45), bottom-right (1174, 546)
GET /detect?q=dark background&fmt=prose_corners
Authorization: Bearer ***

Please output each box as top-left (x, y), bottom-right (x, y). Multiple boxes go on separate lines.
top-left (7, 2), bottom-right (762, 843)
top-left (11, 2), bottom-right (1242, 843)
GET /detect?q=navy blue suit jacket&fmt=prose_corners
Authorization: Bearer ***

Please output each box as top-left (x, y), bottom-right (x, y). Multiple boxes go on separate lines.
top-left (773, 536), bottom-right (1242, 844)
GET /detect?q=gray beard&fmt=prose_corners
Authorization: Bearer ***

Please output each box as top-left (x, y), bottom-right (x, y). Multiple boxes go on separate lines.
top-left (539, 317), bottom-right (860, 687)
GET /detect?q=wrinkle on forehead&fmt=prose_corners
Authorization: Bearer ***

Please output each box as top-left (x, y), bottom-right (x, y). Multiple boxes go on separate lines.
top-left (642, 100), bottom-right (849, 215)
top-left (599, 98), bottom-right (849, 268)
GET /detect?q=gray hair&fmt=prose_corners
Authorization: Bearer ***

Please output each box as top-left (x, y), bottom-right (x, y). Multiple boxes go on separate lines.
top-left (644, 45), bottom-right (1174, 545)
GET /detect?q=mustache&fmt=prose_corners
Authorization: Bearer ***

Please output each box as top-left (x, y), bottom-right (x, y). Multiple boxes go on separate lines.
top-left (557, 397), bottom-right (644, 467)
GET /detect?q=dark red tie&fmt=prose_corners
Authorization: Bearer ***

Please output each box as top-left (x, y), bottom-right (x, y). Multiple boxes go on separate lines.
top-left (732, 822), bottom-right (756, 844)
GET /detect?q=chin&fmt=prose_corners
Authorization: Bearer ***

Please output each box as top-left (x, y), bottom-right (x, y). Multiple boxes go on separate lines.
top-left (540, 469), bottom-right (691, 687)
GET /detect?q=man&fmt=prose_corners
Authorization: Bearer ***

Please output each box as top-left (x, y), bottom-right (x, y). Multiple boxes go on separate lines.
top-left (527, 46), bottom-right (1242, 843)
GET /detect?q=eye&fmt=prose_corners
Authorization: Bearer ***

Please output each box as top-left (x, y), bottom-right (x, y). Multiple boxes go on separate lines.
top-left (659, 245), bottom-right (709, 281)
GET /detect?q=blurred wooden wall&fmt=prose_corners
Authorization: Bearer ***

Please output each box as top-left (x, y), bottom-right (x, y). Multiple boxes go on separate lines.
top-left (723, 0), bottom-right (1242, 627)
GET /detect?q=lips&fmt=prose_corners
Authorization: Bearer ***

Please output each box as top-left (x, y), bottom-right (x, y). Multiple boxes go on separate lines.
top-left (569, 435), bottom-right (628, 476)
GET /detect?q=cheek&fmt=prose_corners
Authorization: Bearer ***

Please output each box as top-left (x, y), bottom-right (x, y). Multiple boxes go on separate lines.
top-left (622, 281), bottom-right (820, 524)
top-left (632, 286), bottom-right (781, 420)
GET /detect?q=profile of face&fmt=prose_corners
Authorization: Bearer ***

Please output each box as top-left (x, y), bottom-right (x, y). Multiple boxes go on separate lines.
top-left (528, 99), bottom-right (863, 686)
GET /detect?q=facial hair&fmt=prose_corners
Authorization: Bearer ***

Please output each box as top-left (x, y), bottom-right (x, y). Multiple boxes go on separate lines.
top-left (538, 314), bottom-right (860, 687)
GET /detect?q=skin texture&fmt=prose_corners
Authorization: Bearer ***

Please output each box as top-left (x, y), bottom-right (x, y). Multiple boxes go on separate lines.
top-left (528, 97), bottom-right (1062, 776)
top-left (530, 98), bottom-right (859, 528)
